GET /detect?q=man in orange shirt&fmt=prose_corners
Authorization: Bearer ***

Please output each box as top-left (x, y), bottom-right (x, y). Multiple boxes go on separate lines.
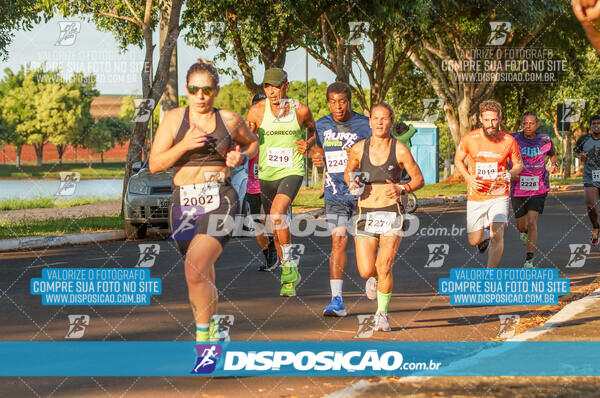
top-left (454, 100), bottom-right (523, 268)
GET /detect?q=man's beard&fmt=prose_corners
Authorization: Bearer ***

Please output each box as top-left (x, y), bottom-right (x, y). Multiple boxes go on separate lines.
top-left (484, 127), bottom-right (499, 139)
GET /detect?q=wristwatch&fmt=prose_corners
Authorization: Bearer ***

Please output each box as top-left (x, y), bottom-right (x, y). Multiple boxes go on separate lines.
top-left (398, 184), bottom-right (407, 195)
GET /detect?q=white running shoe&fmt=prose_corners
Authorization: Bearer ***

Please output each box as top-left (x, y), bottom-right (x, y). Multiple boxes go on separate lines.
top-left (365, 277), bottom-right (377, 300)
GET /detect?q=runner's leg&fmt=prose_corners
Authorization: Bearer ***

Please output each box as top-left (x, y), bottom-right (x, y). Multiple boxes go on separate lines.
top-left (354, 236), bottom-right (378, 279)
top-left (525, 210), bottom-right (539, 255)
top-left (488, 221), bottom-right (505, 268)
top-left (184, 235), bottom-right (223, 340)
top-left (584, 187), bottom-right (600, 243)
top-left (373, 233), bottom-right (401, 331)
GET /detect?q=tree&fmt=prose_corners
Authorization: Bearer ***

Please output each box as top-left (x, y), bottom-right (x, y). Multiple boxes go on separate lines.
top-left (287, 79), bottom-right (331, 119)
top-left (184, 0), bottom-right (327, 96)
top-left (408, 0), bottom-right (573, 179)
top-left (82, 117), bottom-right (131, 164)
top-left (0, 66), bottom-right (96, 167)
top-left (0, 1), bottom-right (47, 60)
top-left (49, 0), bottom-right (184, 211)
top-left (1, 67), bottom-right (55, 167)
top-left (0, 67), bottom-right (26, 166)
top-left (213, 80), bottom-right (252, 116)
top-left (48, 72), bottom-right (98, 164)
top-left (492, 18), bottom-right (594, 178)
top-left (159, 2), bottom-right (178, 120)
top-left (300, 0), bottom-right (423, 113)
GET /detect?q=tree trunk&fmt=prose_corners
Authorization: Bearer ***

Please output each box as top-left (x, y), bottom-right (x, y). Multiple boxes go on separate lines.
top-left (441, 101), bottom-right (472, 183)
top-left (15, 146), bottom-right (22, 168)
top-left (101, 152), bottom-right (104, 164)
top-left (33, 143), bottom-right (44, 167)
top-left (56, 144), bottom-right (65, 165)
top-left (121, 0), bottom-right (184, 215)
top-left (159, 3), bottom-right (178, 121)
top-left (563, 131), bottom-right (573, 178)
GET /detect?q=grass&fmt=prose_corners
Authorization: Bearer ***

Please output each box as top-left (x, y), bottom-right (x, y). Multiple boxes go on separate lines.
top-left (0, 196), bottom-right (119, 211)
top-left (549, 177), bottom-right (581, 186)
top-left (417, 182), bottom-right (467, 198)
top-left (0, 215), bottom-right (124, 239)
top-left (292, 189), bottom-right (324, 209)
top-left (0, 162), bottom-right (126, 179)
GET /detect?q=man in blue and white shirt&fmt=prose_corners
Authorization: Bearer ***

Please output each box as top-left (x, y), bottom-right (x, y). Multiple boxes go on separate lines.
top-left (310, 82), bottom-right (371, 316)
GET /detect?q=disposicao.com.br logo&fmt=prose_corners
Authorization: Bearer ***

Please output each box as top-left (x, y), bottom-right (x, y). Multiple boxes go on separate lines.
top-left (191, 343), bottom-right (441, 376)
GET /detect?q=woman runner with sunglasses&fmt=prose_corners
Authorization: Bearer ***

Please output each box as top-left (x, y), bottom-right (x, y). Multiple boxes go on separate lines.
top-left (149, 59), bottom-right (258, 342)
top-left (344, 103), bottom-right (424, 332)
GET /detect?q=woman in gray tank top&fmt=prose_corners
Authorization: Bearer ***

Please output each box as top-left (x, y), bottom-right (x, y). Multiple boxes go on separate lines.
top-left (344, 103), bottom-right (424, 332)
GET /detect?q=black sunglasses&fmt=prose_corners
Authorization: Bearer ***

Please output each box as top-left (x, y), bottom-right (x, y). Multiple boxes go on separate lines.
top-left (187, 85), bottom-right (216, 96)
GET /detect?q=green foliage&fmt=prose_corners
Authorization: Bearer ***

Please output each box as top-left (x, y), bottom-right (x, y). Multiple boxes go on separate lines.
top-left (288, 79), bottom-right (329, 120)
top-left (214, 80), bottom-right (252, 115)
top-left (183, 0), bottom-right (326, 94)
top-left (49, 0), bottom-right (165, 50)
top-left (0, 65), bottom-right (98, 165)
top-left (0, 0), bottom-right (48, 60)
top-left (81, 117), bottom-right (131, 159)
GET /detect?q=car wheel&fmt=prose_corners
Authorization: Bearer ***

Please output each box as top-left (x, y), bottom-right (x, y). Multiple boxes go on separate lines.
top-left (125, 222), bottom-right (147, 240)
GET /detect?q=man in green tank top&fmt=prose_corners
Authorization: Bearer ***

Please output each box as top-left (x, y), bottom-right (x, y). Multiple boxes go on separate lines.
top-left (246, 68), bottom-right (316, 297)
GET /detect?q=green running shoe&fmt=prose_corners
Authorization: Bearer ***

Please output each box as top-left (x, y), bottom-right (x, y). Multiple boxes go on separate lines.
top-left (523, 259), bottom-right (535, 269)
top-left (208, 317), bottom-right (226, 342)
top-left (520, 232), bottom-right (528, 246)
top-left (280, 282), bottom-right (297, 297)
top-left (280, 272), bottom-right (301, 297)
top-left (280, 260), bottom-right (300, 284)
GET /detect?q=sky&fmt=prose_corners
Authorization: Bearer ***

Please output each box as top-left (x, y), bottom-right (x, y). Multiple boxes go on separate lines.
top-left (0, 16), bottom-right (371, 95)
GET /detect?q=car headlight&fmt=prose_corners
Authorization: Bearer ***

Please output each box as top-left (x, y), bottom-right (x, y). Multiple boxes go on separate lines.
top-left (129, 179), bottom-right (149, 195)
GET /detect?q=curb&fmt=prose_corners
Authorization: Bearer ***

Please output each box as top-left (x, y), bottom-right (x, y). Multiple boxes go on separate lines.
top-left (326, 280), bottom-right (600, 396)
top-left (0, 230), bottom-right (126, 252)
top-left (508, 286), bottom-right (600, 341)
top-left (419, 195), bottom-right (466, 206)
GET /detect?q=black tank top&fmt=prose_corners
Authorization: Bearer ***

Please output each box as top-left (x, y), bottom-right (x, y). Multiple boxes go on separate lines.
top-left (359, 138), bottom-right (405, 184)
top-left (173, 108), bottom-right (232, 167)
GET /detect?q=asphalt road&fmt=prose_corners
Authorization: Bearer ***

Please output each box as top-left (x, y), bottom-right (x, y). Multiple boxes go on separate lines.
top-left (1, 189), bottom-right (599, 397)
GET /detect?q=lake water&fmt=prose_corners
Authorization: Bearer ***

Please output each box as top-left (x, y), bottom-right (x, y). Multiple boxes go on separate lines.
top-left (0, 179), bottom-right (123, 200)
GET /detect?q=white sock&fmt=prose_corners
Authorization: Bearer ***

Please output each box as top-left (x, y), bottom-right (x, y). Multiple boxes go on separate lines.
top-left (195, 322), bottom-right (209, 330)
top-left (330, 279), bottom-right (343, 298)
top-left (281, 244), bottom-right (292, 261)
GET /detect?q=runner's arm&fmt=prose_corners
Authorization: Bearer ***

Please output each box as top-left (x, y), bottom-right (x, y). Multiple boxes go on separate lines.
top-left (222, 110), bottom-right (259, 167)
top-left (309, 124), bottom-right (324, 167)
top-left (574, 134), bottom-right (589, 160)
top-left (344, 142), bottom-right (362, 187)
top-left (149, 109), bottom-right (196, 173)
top-left (245, 103), bottom-right (261, 134)
top-left (295, 103), bottom-right (317, 154)
top-left (396, 142), bottom-right (424, 193)
top-left (454, 140), bottom-right (471, 182)
top-left (572, 0), bottom-right (600, 54)
top-left (548, 140), bottom-right (559, 173)
top-left (507, 139), bottom-right (523, 178)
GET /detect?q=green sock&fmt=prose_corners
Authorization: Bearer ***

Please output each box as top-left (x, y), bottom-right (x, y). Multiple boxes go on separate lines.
top-left (376, 290), bottom-right (392, 314)
top-left (195, 323), bottom-right (210, 342)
